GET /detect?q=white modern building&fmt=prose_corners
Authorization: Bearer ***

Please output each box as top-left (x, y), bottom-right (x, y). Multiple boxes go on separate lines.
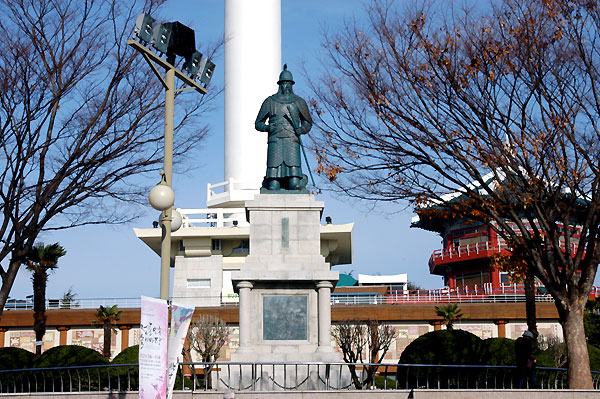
top-left (357, 273), bottom-right (408, 292)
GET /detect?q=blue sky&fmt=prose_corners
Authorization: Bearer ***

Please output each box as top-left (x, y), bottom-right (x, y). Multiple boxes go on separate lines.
top-left (7, 0), bottom-right (442, 301)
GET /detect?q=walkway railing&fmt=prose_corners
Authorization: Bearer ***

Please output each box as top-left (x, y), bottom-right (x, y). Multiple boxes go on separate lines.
top-left (9, 284), bottom-right (600, 310)
top-left (3, 297), bottom-right (143, 311)
top-left (0, 362), bottom-right (598, 393)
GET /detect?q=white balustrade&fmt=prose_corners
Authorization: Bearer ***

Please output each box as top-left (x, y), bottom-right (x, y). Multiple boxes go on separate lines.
top-left (206, 178), bottom-right (260, 204)
top-left (177, 207), bottom-right (247, 228)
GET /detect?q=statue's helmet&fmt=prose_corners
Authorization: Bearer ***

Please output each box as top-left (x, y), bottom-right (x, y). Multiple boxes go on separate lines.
top-left (277, 64), bottom-right (294, 85)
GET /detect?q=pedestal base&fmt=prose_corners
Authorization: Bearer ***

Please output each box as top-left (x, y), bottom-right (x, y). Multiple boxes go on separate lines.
top-left (232, 194), bottom-right (339, 363)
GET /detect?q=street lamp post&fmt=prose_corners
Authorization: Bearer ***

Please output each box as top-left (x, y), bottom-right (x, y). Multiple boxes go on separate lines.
top-left (127, 33), bottom-right (210, 300)
top-left (160, 67), bottom-right (175, 301)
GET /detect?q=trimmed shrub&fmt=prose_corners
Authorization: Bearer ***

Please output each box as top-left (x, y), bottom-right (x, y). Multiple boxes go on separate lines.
top-left (483, 338), bottom-right (516, 366)
top-left (588, 344), bottom-right (600, 371)
top-left (111, 345), bottom-right (138, 365)
top-left (535, 346), bottom-right (557, 368)
top-left (110, 345), bottom-right (139, 391)
top-left (32, 345), bottom-right (108, 368)
top-left (400, 330), bottom-right (487, 365)
top-left (0, 347), bottom-right (35, 370)
top-left (398, 330), bottom-right (488, 389)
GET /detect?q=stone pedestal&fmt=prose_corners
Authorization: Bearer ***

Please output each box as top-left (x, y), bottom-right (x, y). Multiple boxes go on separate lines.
top-left (231, 194), bottom-right (340, 362)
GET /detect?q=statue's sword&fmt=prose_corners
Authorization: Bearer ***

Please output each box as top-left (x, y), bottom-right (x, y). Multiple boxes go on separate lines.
top-left (285, 106), bottom-right (316, 188)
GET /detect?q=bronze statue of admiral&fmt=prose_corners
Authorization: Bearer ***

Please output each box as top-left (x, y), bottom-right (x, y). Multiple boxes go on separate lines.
top-left (255, 65), bottom-right (312, 192)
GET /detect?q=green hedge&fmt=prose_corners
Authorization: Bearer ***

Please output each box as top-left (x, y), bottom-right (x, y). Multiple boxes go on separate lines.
top-left (400, 330), bottom-right (487, 365)
top-left (0, 347), bottom-right (35, 370)
top-left (111, 345), bottom-right (138, 365)
top-left (33, 345), bottom-right (108, 368)
top-left (482, 338), bottom-right (515, 366)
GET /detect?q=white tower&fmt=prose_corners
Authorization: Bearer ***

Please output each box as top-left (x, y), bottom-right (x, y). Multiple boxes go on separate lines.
top-left (207, 0), bottom-right (281, 208)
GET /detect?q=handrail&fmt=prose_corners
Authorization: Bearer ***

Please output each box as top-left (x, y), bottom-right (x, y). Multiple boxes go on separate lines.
top-left (0, 361), bottom-right (597, 392)
top-left (5, 284), bottom-right (600, 310)
top-left (430, 240), bottom-right (581, 266)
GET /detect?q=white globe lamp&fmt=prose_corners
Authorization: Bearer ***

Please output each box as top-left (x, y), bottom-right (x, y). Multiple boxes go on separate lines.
top-left (171, 209), bottom-right (183, 232)
top-left (149, 183), bottom-right (175, 211)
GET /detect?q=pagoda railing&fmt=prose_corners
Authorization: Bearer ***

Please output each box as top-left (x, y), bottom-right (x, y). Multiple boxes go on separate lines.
top-left (429, 240), bottom-right (581, 272)
top-left (429, 241), bottom-right (509, 272)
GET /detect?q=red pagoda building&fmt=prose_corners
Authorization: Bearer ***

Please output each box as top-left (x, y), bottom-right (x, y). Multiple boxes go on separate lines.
top-left (412, 209), bottom-right (584, 297)
top-left (411, 213), bottom-right (510, 291)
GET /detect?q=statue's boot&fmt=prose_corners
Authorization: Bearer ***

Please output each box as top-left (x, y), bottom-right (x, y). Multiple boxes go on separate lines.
top-left (288, 177), bottom-right (301, 190)
top-left (268, 179), bottom-right (281, 190)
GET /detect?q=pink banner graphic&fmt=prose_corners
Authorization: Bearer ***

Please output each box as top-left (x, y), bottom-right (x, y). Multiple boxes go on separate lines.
top-left (139, 296), bottom-right (168, 399)
top-left (166, 303), bottom-right (194, 399)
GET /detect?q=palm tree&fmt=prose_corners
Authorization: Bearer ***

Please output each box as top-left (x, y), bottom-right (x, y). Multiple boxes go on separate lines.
top-left (26, 242), bottom-right (66, 354)
top-left (435, 303), bottom-right (464, 330)
top-left (94, 305), bottom-right (123, 360)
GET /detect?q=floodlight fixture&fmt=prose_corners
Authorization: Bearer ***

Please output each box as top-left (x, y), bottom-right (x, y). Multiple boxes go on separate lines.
top-left (196, 57), bottom-right (216, 86)
top-left (152, 22), bottom-right (172, 55)
top-left (183, 51), bottom-right (203, 75)
top-left (134, 13), bottom-right (155, 44)
top-left (152, 21), bottom-right (196, 66)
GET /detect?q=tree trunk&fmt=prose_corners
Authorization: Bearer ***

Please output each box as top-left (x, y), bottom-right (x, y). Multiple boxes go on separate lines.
top-left (524, 271), bottom-right (538, 339)
top-left (203, 355), bottom-right (213, 389)
top-left (347, 364), bottom-right (363, 389)
top-left (562, 302), bottom-right (593, 389)
top-left (103, 323), bottom-right (111, 360)
top-left (0, 258), bottom-right (22, 321)
top-left (32, 271), bottom-right (47, 355)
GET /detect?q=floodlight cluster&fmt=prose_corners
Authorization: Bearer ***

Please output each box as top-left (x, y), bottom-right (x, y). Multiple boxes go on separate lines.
top-left (134, 13), bottom-right (215, 86)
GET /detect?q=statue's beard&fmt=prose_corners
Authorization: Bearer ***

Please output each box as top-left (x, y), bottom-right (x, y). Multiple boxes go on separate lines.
top-left (278, 85), bottom-right (294, 95)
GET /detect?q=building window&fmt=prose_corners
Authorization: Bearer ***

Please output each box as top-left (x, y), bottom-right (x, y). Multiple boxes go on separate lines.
top-left (232, 239), bottom-right (249, 253)
top-left (388, 284), bottom-right (406, 291)
top-left (187, 279), bottom-right (211, 288)
top-left (212, 239), bottom-right (222, 251)
top-left (455, 272), bottom-right (489, 288)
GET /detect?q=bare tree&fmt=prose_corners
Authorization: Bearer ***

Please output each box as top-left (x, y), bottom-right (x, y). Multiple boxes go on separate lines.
top-left (539, 335), bottom-right (567, 368)
top-left (332, 319), bottom-right (397, 389)
top-left (310, 0), bottom-right (600, 388)
top-left (0, 0), bottom-right (220, 319)
top-left (183, 315), bottom-right (229, 388)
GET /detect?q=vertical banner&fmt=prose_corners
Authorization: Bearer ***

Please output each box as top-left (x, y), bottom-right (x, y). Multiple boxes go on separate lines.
top-left (166, 303), bottom-right (195, 399)
top-left (139, 296), bottom-right (168, 399)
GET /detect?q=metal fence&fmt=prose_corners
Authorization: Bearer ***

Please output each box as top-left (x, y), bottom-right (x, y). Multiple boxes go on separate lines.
top-left (0, 362), bottom-right (599, 393)
top-left (3, 285), bottom-right (569, 311)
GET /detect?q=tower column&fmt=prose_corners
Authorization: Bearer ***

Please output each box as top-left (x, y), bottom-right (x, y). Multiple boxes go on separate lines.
top-left (224, 0), bottom-right (281, 189)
